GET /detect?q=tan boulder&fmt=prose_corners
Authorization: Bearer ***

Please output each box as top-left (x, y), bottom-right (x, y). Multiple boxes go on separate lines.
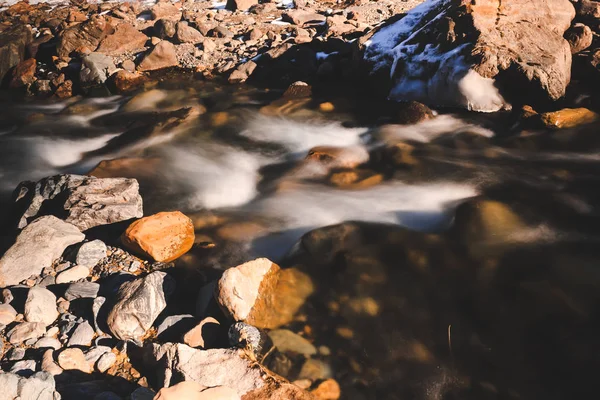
top-left (122, 211), bottom-right (195, 262)
top-left (216, 258), bottom-right (314, 329)
top-left (97, 22), bottom-right (148, 56)
top-left (138, 41), bottom-right (178, 72)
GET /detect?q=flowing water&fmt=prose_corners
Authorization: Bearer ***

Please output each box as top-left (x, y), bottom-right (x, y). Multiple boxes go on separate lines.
top-left (2, 79), bottom-right (600, 399)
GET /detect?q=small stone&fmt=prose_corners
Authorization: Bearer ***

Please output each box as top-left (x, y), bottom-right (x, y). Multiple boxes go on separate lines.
top-left (56, 265), bottom-right (90, 284)
top-left (226, 0), bottom-right (258, 11)
top-left (282, 10), bottom-right (326, 26)
top-left (76, 240), bottom-right (107, 269)
top-left (35, 337), bottom-right (62, 350)
top-left (2, 288), bottom-right (14, 303)
top-left (65, 282), bottom-right (100, 301)
top-left (228, 61), bottom-right (257, 83)
top-left (10, 360), bottom-right (36, 374)
top-left (283, 81), bottom-right (312, 98)
top-left (96, 351), bottom-right (117, 373)
top-left (268, 329), bottom-right (316, 356)
top-left (58, 348), bottom-right (93, 373)
top-left (46, 326), bottom-right (59, 337)
top-left (311, 379), bottom-right (341, 400)
top-left (298, 359), bottom-right (332, 381)
top-left (67, 321), bottom-right (95, 347)
top-left (7, 347), bottom-right (26, 360)
top-left (138, 41), bottom-right (178, 72)
top-left (7, 321), bottom-right (46, 344)
top-left (183, 317), bottom-right (221, 349)
top-left (121, 211), bottom-right (195, 263)
top-left (202, 38), bottom-right (217, 53)
top-left (24, 286), bottom-right (58, 326)
top-left (42, 349), bottom-right (64, 375)
top-left (0, 303), bottom-right (17, 325)
top-left (318, 345), bottom-right (331, 356)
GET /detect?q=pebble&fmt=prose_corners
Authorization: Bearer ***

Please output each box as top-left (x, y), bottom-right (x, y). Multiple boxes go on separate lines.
top-left (67, 321), bottom-right (95, 347)
top-left (10, 360), bottom-right (36, 374)
top-left (0, 303), bottom-right (17, 325)
top-left (58, 348), bottom-right (93, 373)
top-left (268, 329), bottom-right (317, 356)
top-left (96, 351), bottom-right (117, 372)
top-left (39, 275), bottom-right (56, 287)
top-left (35, 337), bottom-right (62, 350)
top-left (24, 286), bottom-right (59, 326)
top-left (64, 282), bottom-right (100, 300)
top-left (7, 322), bottom-right (46, 344)
top-left (7, 347), bottom-right (26, 361)
top-left (56, 265), bottom-right (90, 284)
top-left (318, 345), bottom-right (331, 356)
top-left (42, 349), bottom-right (64, 375)
top-left (298, 359), bottom-right (333, 381)
top-left (76, 240), bottom-right (107, 268)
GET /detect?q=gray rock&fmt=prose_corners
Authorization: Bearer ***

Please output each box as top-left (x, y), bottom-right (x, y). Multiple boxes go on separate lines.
top-left (80, 53), bottom-right (118, 86)
top-left (55, 265), bottom-right (90, 284)
top-left (268, 329), bottom-right (316, 357)
top-left (7, 347), bottom-right (26, 360)
top-left (65, 282), bottom-right (100, 301)
top-left (10, 360), bottom-right (36, 374)
top-left (96, 351), bottom-right (117, 372)
top-left (14, 174), bottom-right (143, 231)
top-left (67, 321), bottom-right (94, 347)
top-left (362, 0), bottom-right (575, 112)
top-left (76, 240), bottom-right (107, 269)
top-left (92, 297), bottom-right (106, 335)
top-left (0, 303), bottom-right (17, 325)
top-left (0, 216), bottom-right (85, 288)
top-left (35, 337), bottom-right (63, 350)
top-left (0, 371), bottom-right (60, 400)
top-left (145, 343), bottom-right (265, 395)
top-left (84, 346), bottom-right (111, 364)
top-left (130, 387), bottom-right (156, 400)
top-left (107, 271), bottom-right (175, 341)
top-left (39, 276), bottom-right (56, 288)
top-left (24, 287), bottom-right (59, 327)
top-left (7, 322), bottom-right (46, 344)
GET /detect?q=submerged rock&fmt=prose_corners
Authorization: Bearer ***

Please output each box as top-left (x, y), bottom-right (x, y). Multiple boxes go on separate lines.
top-left (14, 174), bottom-right (143, 231)
top-left (107, 271), bottom-right (175, 341)
top-left (0, 216), bottom-right (84, 288)
top-left (121, 211), bottom-right (195, 263)
top-left (0, 371), bottom-right (60, 400)
top-left (362, 0), bottom-right (575, 111)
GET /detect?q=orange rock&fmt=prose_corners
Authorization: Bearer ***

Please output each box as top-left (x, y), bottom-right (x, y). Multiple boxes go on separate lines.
top-left (109, 70), bottom-right (149, 93)
top-left (305, 146), bottom-right (369, 169)
top-left (311, 379), bottom-right (341, 400)
top-left (122, 211), bottom-right (195, 262)
top-left (329, 170), bottom-right (383, 189)
top-left (8, 58), bottom-right (36, 88)
top-left (540, 108), bottom-right (598, 129)
top-left (87, 157), bottom-right (159, 180)
top-left (243, 382), bottom-right (315, 400)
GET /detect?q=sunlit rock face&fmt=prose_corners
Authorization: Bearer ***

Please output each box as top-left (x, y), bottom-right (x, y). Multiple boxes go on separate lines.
top-left (362, 0), bottom-right (575, 112)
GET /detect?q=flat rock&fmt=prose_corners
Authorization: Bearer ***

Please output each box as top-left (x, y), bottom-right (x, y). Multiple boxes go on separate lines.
top-left (268, 329), bottom-right (317, 356)
top-left (97, 22), bottom-right (148, 56)
top-left (35, 337), bottom-right (63, 350)
top-left (67, 321), bottom-right (95, 347)
top-left (7, 321), bottom-right (46, 344)
top-left (362, 0), bottom-right (575, 111)
top-left (107, 271), bottom-right (175, 341)
top-left (76, 240), bottom-right (107, 269)
top-left (65, 281), bottom-right (100, 300)
top-left (0, 372), bottom-right (60, 400)
top-left (0, 216), bottom-right (84, 288)
top-left (14, 174), bottom-right (143, 231)
top-left (121, 211), bottom-right (195, 262)
top-left (56, 265), bottom-right (90, 284)
top-left (216, 258), bottom-right (314, 329)
top-left (540, 107), bottom-right (598, 129)
top-left (138, 40), bottom-right (178, 72)
top-left (0, 303), bottom-right (17, 325)
top-left (145, 344), bottom-right (264, 395)
top-left (226, 0), bottom-right (259, 11)
top-left (151, 2), bottom-right (182, 21)
top-left (84, 346), bottom-right (112, 364)
top-left (24, 286), bottom-right (59, 326)
top-left (58, 348), bottom-right (93, 373)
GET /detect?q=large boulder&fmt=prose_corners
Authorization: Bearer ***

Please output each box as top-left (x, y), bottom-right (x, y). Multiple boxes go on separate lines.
top-left (107, 271), bottom-right (175, 341)
top-left (13, 174), bottom-right (143, 231)
top-left (0, 25), bottom-right (32, 83)
top-left (362, 0), bottom-right (575, 112)
top-left (0, 372), bottom-right (60, 400)
top-left (57, 16), bottom-right (110, 58)
top-left (138, 41), bottom-right (178, 72)
top-left (0, 216), bottom-right (84, 288)
top-left (96, 22), bottom-right (148, 56)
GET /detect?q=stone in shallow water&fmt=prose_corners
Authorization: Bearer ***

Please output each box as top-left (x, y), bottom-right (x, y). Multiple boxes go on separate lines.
top-left (13, 174), bottom-right (143, 231)
top-left (65, 281), bottom-right (100, 301)
top-left (24, 286), bottom-right (58, 327)
top-left (7, 321), bottom-right (46, 344)
top-left (0, 216), bottom-right (84, 288)
top-left (76, 240), bottom-right (107, 269)
top-left (540, 108), bottom-right (599, 129)
top-left (107, 271), bottom-right (175, 341)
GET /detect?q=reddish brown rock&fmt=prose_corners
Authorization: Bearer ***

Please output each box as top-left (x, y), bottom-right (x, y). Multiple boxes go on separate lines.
top-left (283, 81), bottom-right (312, 98)
top-left (54, 80), bottom-right (73, 99)
top-left (122, 211), bottom-right (195, 262)
top-left (216, 258), bottom-right (314, 329)
top-left (97, 22), bottom-right (148, 56)
top-left (8, 58), bottom-right (36, 88)
top-left (151, 2), bottom-right (182, 21)
top-left (243, 382), bottom-right (315, 400)
top-left (175, 21), bottom-right (204, 44)
top-left (109, 70), bottom-right (149, 93)
top-left (88, 157), bottom-right (159, 180)
top-left (138, 40), bottom-right (178, 71)
top-left (229, 61), bottom-right (257, 83)
top-left (57, 16), bottom-right (110, 58)
top-left (0, 25), bottom-right (32, 83)
top-left (540, 107), bottom-right (598, 128)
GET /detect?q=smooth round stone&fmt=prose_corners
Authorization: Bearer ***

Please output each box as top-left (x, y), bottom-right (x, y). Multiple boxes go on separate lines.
top-left (76, 240), bottom-right (107, 268)
top-left (24, 287), bottom-right (59, 326)
top-left (56, 265), bottom-right (90, 284)
top-left (58, 348), bottom-right (93, 373)
top-left (0, 303), bottom-right (17, 325)
top-left (96, 351), bottom-right (117, 373)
